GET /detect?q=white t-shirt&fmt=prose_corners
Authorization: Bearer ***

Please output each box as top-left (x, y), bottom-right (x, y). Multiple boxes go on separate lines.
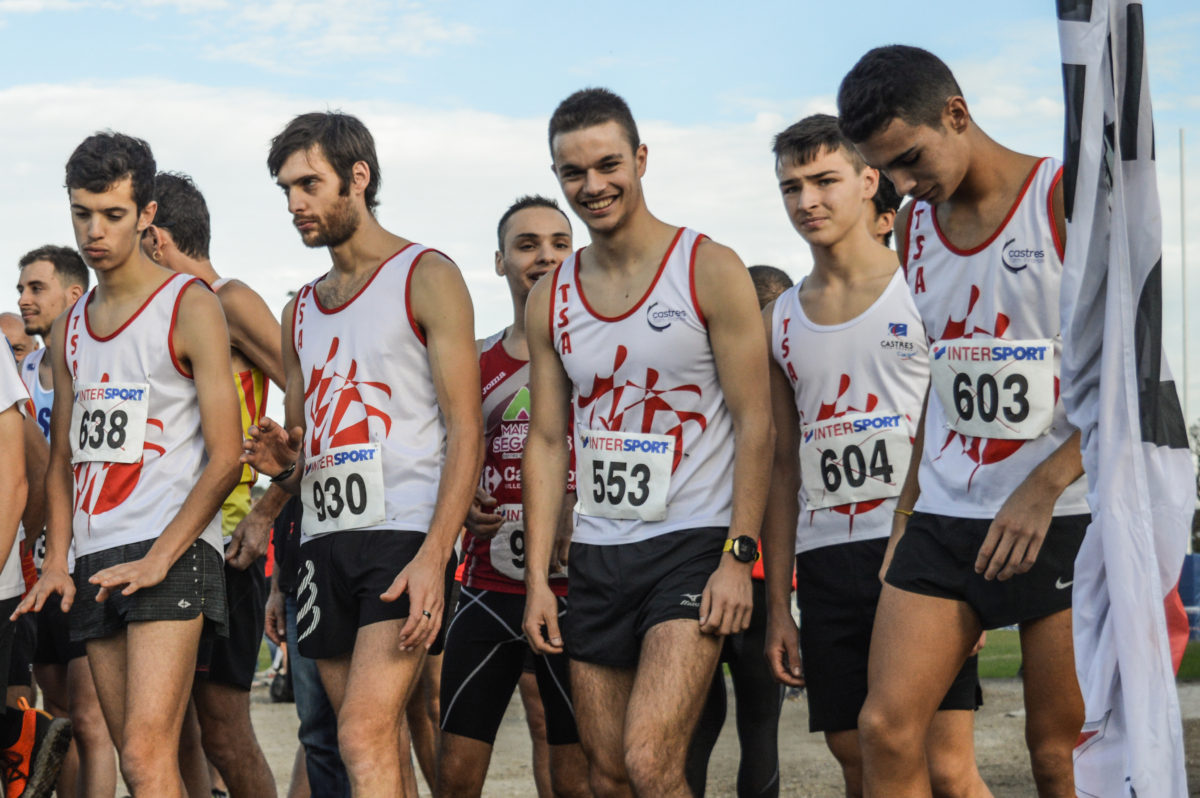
top-left (0, 348), bottom-right (31, 600)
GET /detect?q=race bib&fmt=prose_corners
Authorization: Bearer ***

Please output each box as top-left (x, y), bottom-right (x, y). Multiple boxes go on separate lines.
top-left (301, 443), bottom-right (386, 535)
top-left (930, 337), bottom-right (1055, 440)
top-left (800, 411), bottom-right (912, 510)
top-left (490, 503), bottom-right (527, 581)
top-left (575, 428), bottom-right (673, 521)
top-left (70, 382), bottom-right (149, 464)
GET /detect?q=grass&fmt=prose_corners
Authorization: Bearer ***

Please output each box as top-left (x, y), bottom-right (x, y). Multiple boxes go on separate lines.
top-left (977, 629), bottom-right (1200, 681)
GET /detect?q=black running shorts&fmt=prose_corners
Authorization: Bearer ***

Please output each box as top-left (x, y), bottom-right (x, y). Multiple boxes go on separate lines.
top-left (7, 612), bottom-right (35, 688)
top-left (564, 526), bottom-right (726, 668)
top-left (796, 537), bottom-right (982, 733)
top-left (440, 587), bottom-right (578, 746)
top-left (71, 539), bottom-right (228, 643)
top-left (196, 552), bottom-right (268, 690)
top-left (294, 530), bottom-right (456, 660)
top-left (885, 512), bottom-right (1089, 630)
top-left (33, 593), bottom-right (86, 666)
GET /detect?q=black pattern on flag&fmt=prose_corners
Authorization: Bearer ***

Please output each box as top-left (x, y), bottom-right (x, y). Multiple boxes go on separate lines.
top-left (1057, 2), bottom-right (1192, 796)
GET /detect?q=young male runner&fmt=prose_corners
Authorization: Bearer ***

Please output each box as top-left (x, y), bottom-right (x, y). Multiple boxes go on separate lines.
top-left (0, 314), bottom-right (38, 365)
top-left (243, 111), bottom-right (483, 797)
top-left (523, 88), bottom-right (774, 798)
top-left (838, 46), bottom-right (1087, 797)
top-left (14, 132), bottom-right (243, 797)
top-left (437, 195), bottom-right (589, 798)
top-left (141, 171), bottom-right (281, 798)
top-left (761, 114), bottom-right (989, 798)
top-left (16, 244), bottom-right (118, 797)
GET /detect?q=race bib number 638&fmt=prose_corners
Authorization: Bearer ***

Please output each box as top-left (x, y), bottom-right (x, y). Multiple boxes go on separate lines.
top-left (575, 428), bottom-right (673, 522)
top-left (70, 382), bottom-right (149, 464)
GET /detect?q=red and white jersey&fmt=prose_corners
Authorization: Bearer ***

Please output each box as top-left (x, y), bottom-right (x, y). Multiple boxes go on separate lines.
top-left (463, 331), bottom-right (570, 595)
top-left (772, 270), bottom-right (928, 553)
top-left (903, 157), bottom-right (1088, 518)
top-left (0, 351), bottom-right (31, 600)
top-left (21, 347), bottom-right (52, 441)
top-left (550, 227), bottom-right (734, 545)
top-left (291, 244), bottom-right (446, 545)
top-left (65, 274), bottom-right (223, 557)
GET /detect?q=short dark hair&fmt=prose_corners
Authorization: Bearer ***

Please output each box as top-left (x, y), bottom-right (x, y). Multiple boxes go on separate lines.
top-left (548, 88), bottom-right (640, 155)
top-left (152, 172), bottom-right (211, 260)
top-left (496, 195), bottom-right (571, 251)
top-left (748, 265), bottom-right (793, 309)
top-left (64, 132), bottom-right (157, 212)
top-left (837, 45), bottom-right (963, 143)
top-left (267, 112), bottom-right (381, 212)
top-left (18, 245), bottom-right (90, 290)
top-left (872, 172), bottom-right (901, 217)
top-left (773, 114), bottom-right (865, 172)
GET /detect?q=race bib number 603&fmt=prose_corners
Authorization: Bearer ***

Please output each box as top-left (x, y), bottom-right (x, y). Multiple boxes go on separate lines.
top-left (575, 428), bottom-right (674, 522)
top-left (301, 443), bottom-right (386, 535)
top-left (800, 411), bottom-right (911, 510)
top-left (930, 337), bottom-right (1055, 440)
top-left (70, 382), bottom-right (149, 464)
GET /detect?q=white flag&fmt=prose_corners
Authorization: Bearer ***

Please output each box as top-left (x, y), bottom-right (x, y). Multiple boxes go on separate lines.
top-left (1058, 1), bottom-right (1193, 795)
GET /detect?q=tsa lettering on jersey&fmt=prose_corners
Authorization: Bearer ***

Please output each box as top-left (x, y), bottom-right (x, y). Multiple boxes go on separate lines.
top-left (556, 282), bottom-right (573, 355)
top-left (777, 317), bottom-right (800, 383)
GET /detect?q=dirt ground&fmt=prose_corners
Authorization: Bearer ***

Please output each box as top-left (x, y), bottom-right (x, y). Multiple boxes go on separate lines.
top-left (245, 679), bottom-right (1200, 797)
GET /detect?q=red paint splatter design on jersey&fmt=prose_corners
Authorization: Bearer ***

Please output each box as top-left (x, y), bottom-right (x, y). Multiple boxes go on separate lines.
top-left (931, 285), bottom-right (1059, 489)
top-left (809, 373), bottom-right (886, 535)
top-left (305, 337), bottom-right (394, 456)
top-left (576, 345), bottom-right (707, 473)
top-left (73, 419), bottom-right (166, 529)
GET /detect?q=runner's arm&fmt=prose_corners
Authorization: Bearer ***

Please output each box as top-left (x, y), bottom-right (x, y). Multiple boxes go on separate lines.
top-left (521, 275), bottom-right (572, 654)
top-left (882, 385), bottom-right (927, 581)
top-left (20, 412), bottom-right (47, 541)
top-left (0, 400), bottom-right (27, 596)
top-left (761, 300), bottom-right (803, 686)
top-left (694, 240), bottom-right (775, 636)
top-left (217, 279), bottom-right (286, 388)
top-left (385, 253), bottom-right (483, 650)
top-left (90, 284), bottom-right (243, 599)
top-left (240, 298), bottom-right (303, 492)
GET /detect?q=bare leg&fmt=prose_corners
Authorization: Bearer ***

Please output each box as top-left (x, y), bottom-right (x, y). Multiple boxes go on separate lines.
top-left (570, 660), bottom-right (635, 798)
top-left (193, 679), bottom-right (277, 797)
top-left (33, 662), bottom-right (79, 798)
top-left (178, 700), bottom-right (212, 798)
top-left (1019, 610), bottom-right (1083, 798)
top-left (824, 729), bottom-right (863, 797)
top-left (66, 655), bottom-right (118, 798)
top-left (519, 671), bottom-right (552, 798)
top-left (925, 710), bottom-right (992, 798)
top-left (287, 744), bottom-right (311, 798)
top-left (623, 620), bottom-right (722, 798)
top-left (437, 733), bottom-right (494, 798)
top-left (857, 587), bottom-right (980, 798)
top-left (404, 652), bottom-right (440, 792)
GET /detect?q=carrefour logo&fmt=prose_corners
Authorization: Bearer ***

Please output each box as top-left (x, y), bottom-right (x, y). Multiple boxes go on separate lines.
top-left (1001, 238), bottom-right (1045, 274)
top-left (934, 344), bottom-right (1048, 362)
top-left (646, 302), bottom-right (687, 332)
top-left (580, 433), bottom-right (671, 454)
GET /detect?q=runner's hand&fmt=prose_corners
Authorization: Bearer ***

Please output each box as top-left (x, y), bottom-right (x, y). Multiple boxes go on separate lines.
top-left (975, 477), bottom-right (1057, 581)
top-left (226, 505), bottom-right (272, 570)
top-left (969, 630), bottom-right (987, 657)
top-left (11, 567), bottom-right (74, 619)
top-left (522, 582), bottom-right (563, 655)
top-left (764, 607), bottom-right (805, 687)
top-left (89, 552), bottom-right (171, 601)
top-left (699, 557), bottom-right (753, 636)
top-left (241, 417), bottom-right (302, 477)
top-left (264, 584), bottom-right (286, 647)
top-left (464, 488), bottom-right (502, 540)
top-left (382, 549), bottom-right (445, 652)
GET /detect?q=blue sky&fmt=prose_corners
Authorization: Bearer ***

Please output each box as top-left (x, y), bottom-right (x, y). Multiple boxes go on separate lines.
top-left (1, 0), bottom-right (1198, 419)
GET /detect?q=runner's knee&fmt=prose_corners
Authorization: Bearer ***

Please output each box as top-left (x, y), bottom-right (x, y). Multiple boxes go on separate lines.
top-left (1026, 737), bottom-right (1074, 796)
top-left (857, 699), bottom-right (917, 758)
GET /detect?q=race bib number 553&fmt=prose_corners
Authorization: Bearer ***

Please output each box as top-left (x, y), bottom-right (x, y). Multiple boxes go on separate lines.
top-left (930, 337), bottom-right (1055, 440)
top-left (70, 382), bottom-right (149, 464)
top-left (800, 411), bottom-right (911, 510)
top-left (301, 443), bottom-right (386, 535)
top-left (575, 429), bottom-right (673, 522)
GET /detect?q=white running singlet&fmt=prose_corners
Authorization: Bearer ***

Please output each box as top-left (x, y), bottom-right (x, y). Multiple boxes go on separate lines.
top-left (0, 350), bottom-right (30, 600)
top-left (903, 157), bottom-right (1088, 518)
top-left (772, 270), bottom-right (928, 553)
top-left (21, 347), bottom-right (52, 441)
top-left (291, 244), bottom-right (446, 545)
top-left (551, 227), bottom-right (734, 545)
top-left (65, 274), bottom-right (223, 557)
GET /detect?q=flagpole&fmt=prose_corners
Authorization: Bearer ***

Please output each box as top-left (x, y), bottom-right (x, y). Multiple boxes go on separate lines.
top-left (1182, 128), bottom-right (1189, 428)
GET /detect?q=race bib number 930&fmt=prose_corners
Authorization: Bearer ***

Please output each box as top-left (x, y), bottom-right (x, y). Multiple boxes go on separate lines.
top-left (575, 428), bottom-right (673, 522)
top-left (930, 337), bottom-right (1055, 440)
top-left (70, 382), bottom-right (149, 464)
top-left (301, 443), bottom-right (386, 535)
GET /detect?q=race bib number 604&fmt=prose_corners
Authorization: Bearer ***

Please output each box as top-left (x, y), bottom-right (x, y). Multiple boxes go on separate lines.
top-left (930, 337), bottom-right (1055, 440)
top-left (800, 411), bottom-right (911, 510)
top-left (301, 443), bottom-right (386, 535)
top-left (575, 428), bottom-right (674, 522)
top-left (70, 382), bottom-right (149, 464)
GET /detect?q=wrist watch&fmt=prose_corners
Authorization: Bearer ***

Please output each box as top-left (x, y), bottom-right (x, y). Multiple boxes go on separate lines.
top-left (723, 535), bottom-right (759, 563)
